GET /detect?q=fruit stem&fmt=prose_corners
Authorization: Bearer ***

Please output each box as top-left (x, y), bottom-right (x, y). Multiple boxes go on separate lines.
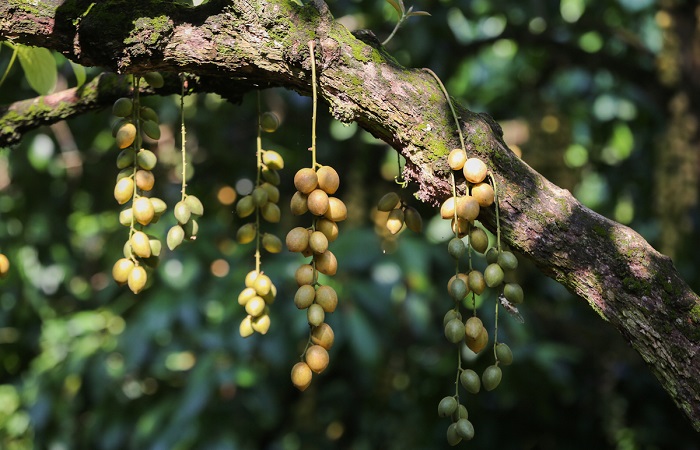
top-left (491, 173), bottom-right (501, 253)
top-left (394, 151), bottom-right (408, 188)
top-left (423, 68), bottom-right (466, 156)
top-left (493, 291), bottom-right (500, 362)
top-left (454, 345), bottom-right (462, 399)
top-left (254, 92), bottom-right (264, 273)
top-left (179, 74), bottom-right (187, 202)
top-left (129, 75), bottom-right (142, 242)
top-left (309, 40), bottom-right (318, 171)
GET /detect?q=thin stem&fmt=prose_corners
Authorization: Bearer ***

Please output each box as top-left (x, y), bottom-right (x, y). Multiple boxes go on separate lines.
top-left (423, 68), bottom-right (466, 154)
top-left (309, 41), bottom-right (318, 170)
top-left (381, 15), bottom-right (406, 46)
top-left (254, 92), bottom-right (264, 273)
top-left (491, 173), bottom-right (502, 253)
top-left (0, 43), bottom-right (19, 89)
top-left (454, 345), bottom-right (462, 398)
top-left (180, 75), bottom-right (187, 201)
top-left (493, 293), bottom-right (500, 363)
top-left (129, 75), bottom-right (141, 243)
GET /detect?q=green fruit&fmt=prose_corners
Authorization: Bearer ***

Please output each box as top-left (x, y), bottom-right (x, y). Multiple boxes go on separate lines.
top-left (184, 195), bottom-right (204, 216)
top-left (404, 206), bottom-right (423, 233)
top-left (467, 270), bottom-right (486, 294)
top-left (464, 316), bottom-right (483, 340)
top-left (112, 97), bottom-right (133, 117)
top-left (262, 150), bottom-right (284, 170)
top-left (446, 423), bottom-right (462, 446)
top-left (183, 219), bottom-right (198, 239)
top-left (119, 208), bottom-right (133, 227)
top-left (236, 223), bottom-right (257, 244)
top-left (148, 237), bottom-right (162, 257)
top-left (437, 396), bottom-right (458, 418)
top-left (455, 418), bottom-right (474, 441)
top-left (447, 237), bottom-right (466, 259)
top-left (116, 148), bottom-right (136, 169)
top-left (444, 318), bottom-right (465, 343)
top-left (136, 149), bottom-right (157, 170)
top-left (469, 227), bottom-right (489, 253)
top-left (503, 282), bottom-right (524, 304)
top-left (484, 263), bottom-right (504, 287)
top-left (252, 186), bottom-right (269, 207)
top-left (290, 191), bottom-right (309, 216)
top-left (460, 369), bottom-right (481, 394)
top-left (260, 183), bottom-right (280, 204)
top-left (377, 192), bottom-right (400, 211)
top-left (448, 277), bottom-right (468, 301)
top-left (236, 195), bottom-right (256, 218)
top-left (260, 112), bottom-right (280, 132)
top-left (143, 71), bottom-right (164, 88)
top-left (452, 404), bottom-right (468, 421)
top-left (150, 197), bottom-right (167, 215)
top-left (307, 303), bottom-right (325, 326)
top-left (294, 284), bottom-right (316, 309)
top-left (141, 119), bottom-right (161, 140)
top-left (261, 202), bottom-right (281, 223)
top-left (496, 342), bottom-right (513, 366)
top-left (261, 167), bottom-right (280, 185)
top-left (482, 365), bottom-right (502, 391)
top-left (443, 309), bottom-right (462, 327)
top-left (174, 201), bottom-right (192, 225)
top-left (262, 233), bottom-right (282, 253)
top-left (167, 225), bottom-right (185, 250)
top-left (485, 247), bottom-right (499, 264)
top-left (498, 251), bottom-right (518, 271)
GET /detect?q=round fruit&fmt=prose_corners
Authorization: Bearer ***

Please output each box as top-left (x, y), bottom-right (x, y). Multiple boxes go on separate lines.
top-left (311, 323), bottom-right (335, 350)
top-left (116, 148), bottom-right (135, 169)
top-left (317, 165), bottom-right (340, 194)
top-left (444, 318), bottom-right (465, 343)
top-left (116, 122), bottom-right (136, 149)
top-left (260, 112), bottom-right (280, 132)
top-left (307, 189), bottom-right (330, 216)
top-left (237, 287), bottom-right (257, 306)
top-left (471, 182), bottom-right (495, 207)
top-left (453, 404), bottom-right (468, 421)
top-left (236, 195), bottom-right (255, 218)
top-left (448, 277), bottom-right (468, 301)
top-left (262, 167), bottom-right (281, 185)
top-left (386, 208), bottom-right (405, 235)
top-left (404, 206), bottom-right (423, 233)
top-left (464, 316), bottom-right (483, 340)
top-left (262, 233), bottom-right (282, 253)
top-left (286, 227), bottom-right (310, 252)
top-left (309, 231), bottom-right (329, 254)
top-left (451, 218), bottom-right (469, 238)
top-left (291, 362), bottom-right (313, 391)
top-left (143, 71), bottom-right (164, 88)
top-left (261, 202), bottom-right (281, 223)
top-left (456, 196), bottom-right (480, 222)
top-left (290, 191), bottom-right (309, 216)
top-left (460, 369), bottom-right (481, 394)
top-left (463, 157), bottom-right (487, 183)
top-left (455, 418), bottom-right (474, 441)
top-left (141, 120), bottom-right (161, 140)
top-left (484, 263), bottom-right (504, 288)
top-left (485, 247), bottom-right (499, 264)
top-left (316, 218), bottom-right (339, 242)
top-left (245, 296), bottom-right (266, 317)
top-left (167, 225), bottom-right (185, 250)
top-left (239, 315), bottom-right (254, 338)
top-left (498, 251), bottom-right (518, 271)
top-left (447, 237), bottom-right (466, 260)
top-left (467, 270), bottom-right (486, 295)
top-left (440, 197), bottom-right (456, 219)
top-left (467, 326), bottom-right (489, 353)
top-left (244, 270), bottom-right (259, 288)
top-left (130, 231), bottom-right (152, 258)
top-left (236, 223), bottom-right (257, 244)
top-left (136, 149), bottom-right (157, 170)
top-left (114, 177), bottom-right (134, 205)
top-left (262, 150), bottom-right (284, 170)
top-left (496, 342), bottom-right (513, 365)
top-left (307, 303), bottom-right (325, 327)
top-left (305, 345), bottom-right (329, 374)
top-left (253, 273), bottom-right (272, 296)
top-left (482, 365), bottom-right (502, 391)
top-left (438, 396), bottom-right (458, 418)
top-left (377, 192), bottom-right (400, 212)
top-left (252, 314), bottom-right (271, 334)
top-left (112, 97), bottom-right (133, 117)
top-left (294, 284), bottom-right (316, 309)
top-left (112, 258), bottom-right (134, 285)
top-left (315, 285), bottom-right (338, 313)
top-left (448, 148), bottom-right (467, 171)
top-left (133, 197), bottom-right (155, 225)
top-left (127, 265), bottom-right (147, 294)
top-left (503, 282), bottom-right (524, 304)
top-left (314, 250), bottom-right (337, 276)
top-left (446, 423), bottom-right (462, 446)
top-left (295, 264), bottom-right (316, 286)
top-left (324, 197), bottom-right (347, 222)
top-left (134, 170), bottom-right (154, 191)
top-left (251, 186), bottom-right (269, 207)
top-left (469, 227), bottom-right (489, 253)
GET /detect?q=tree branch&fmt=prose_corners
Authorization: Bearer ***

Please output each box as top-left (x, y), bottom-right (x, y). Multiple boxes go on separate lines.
top-left (1, 0), bottom-right (698, 430)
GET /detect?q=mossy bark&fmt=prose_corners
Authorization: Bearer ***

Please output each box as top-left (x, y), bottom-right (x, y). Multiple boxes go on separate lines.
top-left (1, 0), bottom-right (699, 431)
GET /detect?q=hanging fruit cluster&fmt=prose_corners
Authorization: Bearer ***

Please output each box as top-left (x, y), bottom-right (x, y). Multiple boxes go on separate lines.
top-left (110, 72), bottom-right (168, 294)
top-left (235, 108), bottom-right (284, 337)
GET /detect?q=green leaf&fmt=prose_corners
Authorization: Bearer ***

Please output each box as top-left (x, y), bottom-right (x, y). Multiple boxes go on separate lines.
top-left (386, 0), bottom-right (404, 16)
top-left (16, 45), bottom-right (57, 95)
top-left (70, 61), bottom-right (87, 87)
top-left (407, 10), bottom-right (431, 17)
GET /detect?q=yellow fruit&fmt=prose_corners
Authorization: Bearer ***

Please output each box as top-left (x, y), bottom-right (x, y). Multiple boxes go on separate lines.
top-left (236, 195), bottom-right (255, 218)
top-left (471, 182), bottom-right (495, 207)
top-left (0, 254), bottom-right (9, 278)
top-left (112, 258), bottom-right (134, 285)
top-left (236, 223), bottom-right (257, 244)
top-left (239, 315), bottom-right (255, 338)
top-left (127, 265), bottom-right (147, 294)
top-left (261, 202), bottom-right (281, 223)
top-left (294, 168), bottom-right (318, 194)
top-left (440, 197), bottom-right (456, 219)
top-left (238, 287), bottom-right (257, 306)
top-left (133, 197), bottom-right (155, 225)
top-left (245, 296), bottom-right (266, 317)
top-left (253, 274), bottom-right (272, 297)
top-left (311, 323), bottom-right (335, 350)
top-left (456, 196), bottom-right (480, 222)
top-left (324, 197), bottom-right (347, 222)
top-left (316, 218), bottom-right (339, 242)
top-left (135, 170), bottom-right (155, 191)
top-left (150, 197), bottom-right (167, 216)
top-left (317, 165), bottom-right (340, 194)
top-left (448, 148), bottom-right (467, 171)
top-left (252, 314), bottom-right (271, 334)
top-left (386, 208), bottom-right (405, 235)
top-left (115, 123), bottom-right (136, 149)
top-left (130, 231), bottom-right (152, 258)
top-left (463, 157), bottom-right (487, 183)
top-left (295, 264), bottom-right (316, 286)
top-left (114, 177), bottom-right (134, 205)
top-left (262, 233), bottom-right (282, 253)
top-left (309, 231), bottom-right (329, 254)
top-left (305, 344), bottom-right (330, 373)
top-left (245, 270), bottom-right (259, 288)
top-left (262, 150), bottom-right (284, 170)
top-left (291, 362), bottom-right (313, 391)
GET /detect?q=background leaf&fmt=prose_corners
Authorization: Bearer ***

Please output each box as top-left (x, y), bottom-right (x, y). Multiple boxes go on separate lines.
top-left (16, 45), bottom-right (57, 95)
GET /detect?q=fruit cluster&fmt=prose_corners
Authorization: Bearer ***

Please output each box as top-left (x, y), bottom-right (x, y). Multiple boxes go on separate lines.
top-left (234, 110), bottom-right (283, 337)
top-left (376, 191), bottom-right (423, 235)
top-left (110, 73), bottom-right (168, 294)
top-left (437, 148), bottom-right (525, 446)
top-left (287, 164), bottom-right (345, 390)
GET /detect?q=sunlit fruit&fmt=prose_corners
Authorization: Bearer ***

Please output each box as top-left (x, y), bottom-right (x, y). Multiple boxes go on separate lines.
top-left (262, 150), bottom-right (284, 170)
top-left (311, 323), bottom-right (335, 350)
top-left (317, 165), bottom-right (340, 194)
top-left (127, 265), bottom-right (147, 294)
top-left (314, 285), bottom-right (338, 313)
top-left (112, 258), bottom-right (134, 285)
top-left (114, 177), bottom-right (134, 205)
top-left (463, 157), bottom-right (487, 183)
top-left (291, 362), bottom-right (313, 391)
top-left (471, 182), bottom-right (494, 207)
top-left (305, 344), bottom-right (330, 373)
top-left (133, 196), bottom-right (155, 225)
top-left (130, 231), bottom-right (152, 258)
top-left (324, 197), bottom-right (347, 222)
top-left (116, 122), bottom-right (136, 149)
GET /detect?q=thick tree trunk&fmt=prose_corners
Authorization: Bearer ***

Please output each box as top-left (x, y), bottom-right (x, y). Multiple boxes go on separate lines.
top-left (1, 0), bottom-right (699, 431)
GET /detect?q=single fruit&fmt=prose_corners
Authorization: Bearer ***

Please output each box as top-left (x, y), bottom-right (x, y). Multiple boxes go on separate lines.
top-left (438, 396), bottom-right (458, 418)
top-left (482, 365), bottom-right (502, 391)
top-left (498, 251), bottom-right (518, 271)
top-left (305, 344), bottom-right (330, 373)
top-left (259, 183), bottom-right (279, 204)
top-left (139, 107), bottom-right (159, 123)
top-left (445, 318), bottom-right (465, 343)
top-left (260, 112), bottom-right (280, 133)
top-left (236, 223), bottom-right (257, 244)
top-left (317, 165), bottom-right (340, 194)
top-left (460, 369), bottom-right (481, 394)
top-left (451, 217), bottom-right (469, 237)
top-left (294, 284), bottom-right (316, 309)
top-left (324, 197), bottom-right (347, 222)
top-left (386, 208), bottom-right (405, 235)
top-left (446, 423), bottom-right (462, 446)
top-left (311, 323), bottom-right (335, 350)
top-left (469, 227), bottom-right (489, 254)
top-left (112, 258), bottom-right (134, 285)
top-left (496, 342), bottom-right (513, 365)
top-left (448, 148), bottom-right (467, 171)
top-left (447, 237), bottom-right (466, 260)
top-left (130, 231), bottom-right (152, 258)
top-left (238, 287), bottom-right (257, 306)
top-left (455, 418), bottom-right (474, 441)
top-left (463, 157), bottom-right (487, 183)
top-left (314, 250), bottom-right (337, 276)
top-left (295, 264), bottom-right (316, 286)
top-left (465, 316), bottom-right (483, 340)
top-left (290, 191), bottom-right (309, 216)
top-left (307, 189), bottom-right (330, 216)
top-left (448, 277), bottom-right (468, 301)
top-left (456, 196), bottom-right (480, 222)
top-left (443, 309), bottom-right (462, 327)
top-left (484, 263), bottom-right (505, 287)
top-left (262, 233), bottom-right (282, 253)
top-left (117, 149), bottom-right (135, 169)
top-left (251, 187), bottom-right (269, 207)
top-left (0, 254), bottom-right (9, 278)
top-left (150, 197), bottom-right (167, 215)
top-left (471, 182), bottom-right (495, 207)
top-left (404, 206), bottom-right (423, 233)
top-left (377, 192), bottom-right (400, 211)
top-left (184, 195), bottom-right (204, 217)
top-left (116, 122), bottom-right (136, 149)
top-left (253, 273), bottom-right (272, 297)
top-left (133, 197), bottom-right (155, 225)
top-left (286, 227), bottom-right (310, 252)
top-left (252, 314), bottom-right (271, 334)
top-left (291, 362), bottom-right (313, 391)
top-left (112, 97), bottom-right (133, 117)
top-left (167, 225), bottom-right (185, 250)
top-left (136, 150), bottom-right (157, 170)
top-left (141, 120), bottom-right (161, 140)
top-left (314, 285), bottom-right (338, 313)
top-left (503, 283), bottom-right (524, 304)
top-left (244, 270), bottom-right (259, 288)
top-left (467, 270), bottom-right (486, 295)
top-left (143, 71), bottom-right (164, 88)
top-left (114, 177), bottom-right (134, 205)
top-left (466, 325), bottom-right (489, 353)
top-left (262, 150), bottom-right (284, 170)
top-left (245, 296), bottom-right (266, 317)
top-left (485, 247), bottom-right (499, 264)
top-left (239, 315), bottom-right (254, 338)
top-left (261, 167), bottom-right (280, 185)
top-left (261, 202), bottom-right (281, 223)
top-left (127, 265), bottom-right (147, 294)
top-left (307, 303), bottom-right (325, 327)
top-left (309, 231), bottom-right (329, 254)
top-left (316, 218), bottom-right (339, 242)
top-left (135, 170), bottom-right (154, 191)
top-left (440, 197), bottom-right (456, 219)
top-left (236, 195), bottom-right (255, 218)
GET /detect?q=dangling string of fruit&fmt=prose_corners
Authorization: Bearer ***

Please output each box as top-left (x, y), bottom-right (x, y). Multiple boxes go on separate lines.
top-left (234, 93), bottom-right (284, 337)
top-left (424, 67), bottom-right (526, 445)
top-left (288, 41), bottom-right (347, 391)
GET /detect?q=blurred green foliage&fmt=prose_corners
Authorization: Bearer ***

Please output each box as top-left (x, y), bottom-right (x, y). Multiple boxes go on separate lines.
top-left (1, 0), bottom-right (699, 448)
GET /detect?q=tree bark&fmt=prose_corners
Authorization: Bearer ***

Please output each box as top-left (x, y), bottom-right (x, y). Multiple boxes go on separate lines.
top-left (2, 0), bottom-right (699, 431)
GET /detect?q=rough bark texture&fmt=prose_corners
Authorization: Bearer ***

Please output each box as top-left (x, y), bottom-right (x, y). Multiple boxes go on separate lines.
top-left (1, 0), bottom-right (699, 431)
